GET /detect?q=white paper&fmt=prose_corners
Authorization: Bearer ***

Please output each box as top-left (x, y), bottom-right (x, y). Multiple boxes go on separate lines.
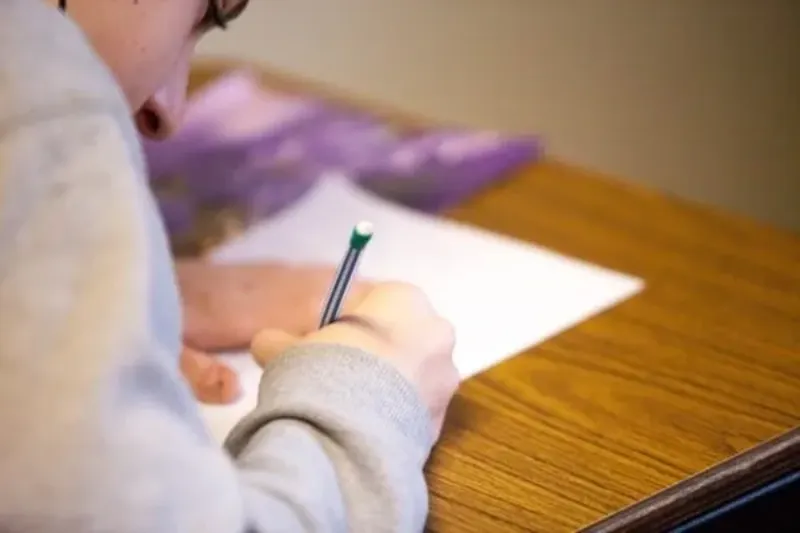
top-left (200, 177), bottom-right (644, 443)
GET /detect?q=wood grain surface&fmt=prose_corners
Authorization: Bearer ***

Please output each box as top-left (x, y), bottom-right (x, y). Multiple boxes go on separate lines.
top-left (584, 427), bottom-right (799, 531)
top-left (189, 61), bottom-right (800, 532)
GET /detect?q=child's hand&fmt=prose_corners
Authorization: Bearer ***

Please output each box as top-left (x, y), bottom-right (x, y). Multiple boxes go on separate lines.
top-left (252, 282), bottom-right (460, 439)
top-left (175, 260), bottom-right (372, 404)
top-left (177, 260), bottom-right (372, 351)
top-left (180, 345), bottom-right (242, 405)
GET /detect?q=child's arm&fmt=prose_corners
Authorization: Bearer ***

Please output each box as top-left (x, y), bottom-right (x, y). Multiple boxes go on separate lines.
top-left (0, 7), bottom-right (434, 526)
top-left (0, 108), bottom-right (433, 532)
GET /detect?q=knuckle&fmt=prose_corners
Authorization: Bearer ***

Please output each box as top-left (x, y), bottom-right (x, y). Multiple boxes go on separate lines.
top-left (379, 280), bottom-right (422, 295)
top-left (442, 363), bottom-right (460, 392)
top-left (433, 379), bottom-right (458, 417)
top-left (435, 316), bottom-right (457, 349)
top-left (448, 369), bottom-right (461, 392)
top-left (249, 330), bottom-right (269, 355)
top-left (378, 281), bottom-right (432, 306)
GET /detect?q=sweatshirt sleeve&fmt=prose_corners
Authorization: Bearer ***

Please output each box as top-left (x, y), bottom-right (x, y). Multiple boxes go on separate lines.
top-left (227, 346), bottom-right (435, 532)
top-left (0, 102), bottom-right (434, 533)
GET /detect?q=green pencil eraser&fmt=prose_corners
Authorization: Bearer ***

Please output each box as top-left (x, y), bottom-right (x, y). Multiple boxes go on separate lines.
top-left (349, 221), bottom-right (374, 250)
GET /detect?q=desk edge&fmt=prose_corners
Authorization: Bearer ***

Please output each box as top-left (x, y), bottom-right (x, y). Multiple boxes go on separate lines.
top-left (581, 427), bottom-right (800, 532)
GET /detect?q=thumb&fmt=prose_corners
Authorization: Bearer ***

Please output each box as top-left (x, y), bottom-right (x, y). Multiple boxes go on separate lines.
top-left (251, 329), bottom-right (300, 368)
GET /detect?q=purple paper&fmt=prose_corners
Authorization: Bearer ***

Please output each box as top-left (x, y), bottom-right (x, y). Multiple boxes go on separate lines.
top-left (144, 70), bottom-right (542, 250)
top-left (357, 131), bottom-right (538, 211)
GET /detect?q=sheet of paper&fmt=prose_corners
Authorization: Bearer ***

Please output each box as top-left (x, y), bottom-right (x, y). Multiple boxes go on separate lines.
top-left (200, 177), bottom-right (644, 443)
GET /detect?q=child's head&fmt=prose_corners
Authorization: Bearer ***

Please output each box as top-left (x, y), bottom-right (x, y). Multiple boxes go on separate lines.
top-left (54, 0), bottom-right (248, 139)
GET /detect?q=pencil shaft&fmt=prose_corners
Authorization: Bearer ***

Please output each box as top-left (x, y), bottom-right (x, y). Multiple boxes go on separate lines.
top-left (319, 248), bottom-right (361, 327)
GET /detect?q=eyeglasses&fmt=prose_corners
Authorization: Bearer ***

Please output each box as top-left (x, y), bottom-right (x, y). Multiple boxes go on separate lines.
top-left (202, 0), bottom-right (250, 31)
top-left (56, 1), bottom-right (250, 29)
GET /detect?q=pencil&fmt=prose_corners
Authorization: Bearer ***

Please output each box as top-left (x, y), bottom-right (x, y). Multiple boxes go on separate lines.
top-left (319, 221), bottom-right (373, 328)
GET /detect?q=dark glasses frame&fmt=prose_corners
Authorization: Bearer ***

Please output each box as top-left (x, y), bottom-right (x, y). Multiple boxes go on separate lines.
top-left (205, 0), bottom-right (250, 30)
top-left (57, 1), bottom-right (249, 30)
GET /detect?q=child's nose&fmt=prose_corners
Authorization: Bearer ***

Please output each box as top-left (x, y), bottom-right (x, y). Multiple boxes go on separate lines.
top-left (135, 58), bottom-right (190, 140)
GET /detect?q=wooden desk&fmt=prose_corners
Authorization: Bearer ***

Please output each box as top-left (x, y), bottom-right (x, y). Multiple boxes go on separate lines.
top-left (190, 60), bottom-right (800, 532)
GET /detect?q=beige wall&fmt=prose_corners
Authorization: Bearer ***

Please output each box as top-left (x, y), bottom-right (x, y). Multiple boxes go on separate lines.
top-left (199, 1), bottom-right (800, 230)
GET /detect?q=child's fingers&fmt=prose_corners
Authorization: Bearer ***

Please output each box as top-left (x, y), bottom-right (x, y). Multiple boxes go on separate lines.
top-left (250, 329), bottom-right (299, 368)
top-left (179, 345), bottom-right (242, 404)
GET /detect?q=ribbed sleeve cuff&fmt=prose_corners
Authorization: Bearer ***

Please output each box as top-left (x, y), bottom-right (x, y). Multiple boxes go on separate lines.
top-left (224, 343), bottom-right (434, 461)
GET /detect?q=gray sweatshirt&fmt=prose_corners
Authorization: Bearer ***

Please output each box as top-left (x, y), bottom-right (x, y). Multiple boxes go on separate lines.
top-left (0, 2), bottom-right (433, 532)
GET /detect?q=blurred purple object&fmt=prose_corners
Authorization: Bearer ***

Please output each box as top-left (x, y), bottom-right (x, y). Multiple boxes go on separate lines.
top-left (144, 70), bottom-right (542, 244)
top-left (358, 131), bottom-right (538, 211)
top-left (157, 195), bottom-right (195, 237)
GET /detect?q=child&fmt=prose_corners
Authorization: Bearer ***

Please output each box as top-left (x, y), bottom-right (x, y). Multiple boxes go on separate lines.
top-left (0, 1), bottom-right (459, 531)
